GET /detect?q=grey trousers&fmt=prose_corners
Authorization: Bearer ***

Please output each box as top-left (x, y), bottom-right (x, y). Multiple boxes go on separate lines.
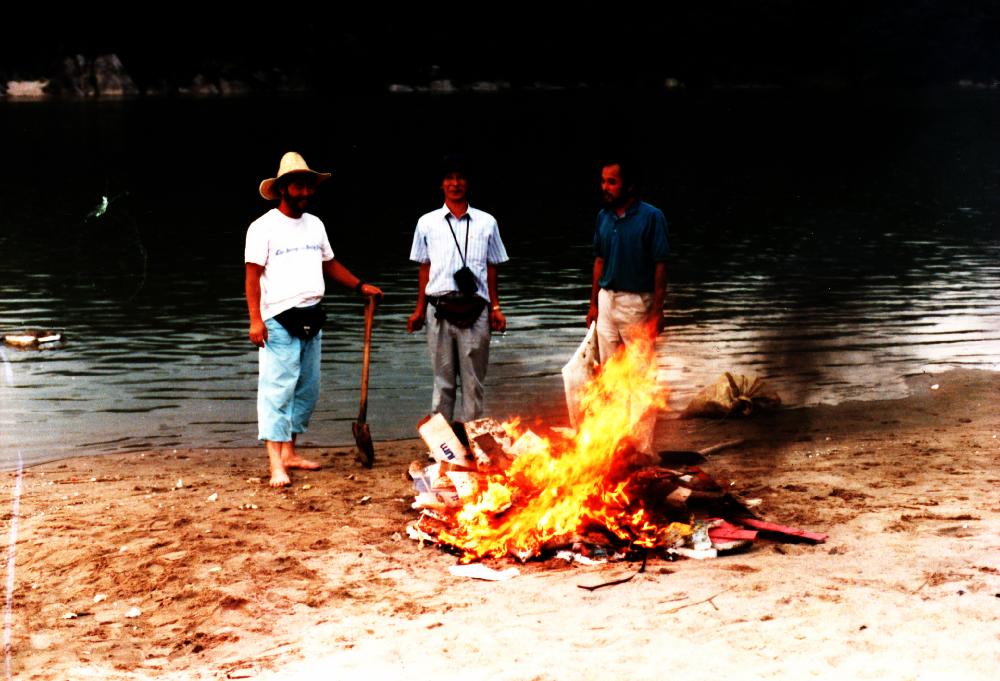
top-left (426, 307), bottom-right (490, 422)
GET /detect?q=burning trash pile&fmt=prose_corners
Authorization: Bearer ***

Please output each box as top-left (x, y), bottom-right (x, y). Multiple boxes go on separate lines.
top-left (406, 332), bottom-right (826, 564)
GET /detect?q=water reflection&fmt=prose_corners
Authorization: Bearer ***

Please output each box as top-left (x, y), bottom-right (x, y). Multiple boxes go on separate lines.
top-left (4, 234), bottom-right (997, 468)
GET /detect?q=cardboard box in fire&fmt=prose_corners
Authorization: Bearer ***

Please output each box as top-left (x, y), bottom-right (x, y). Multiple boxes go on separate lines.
top-left (416, 413), bottom-right (540, 471)
top-left (417, 414), bottom-right (476, 468)
top-left (409, 414), bottom-right (543, 512)
top-left (408, 460), bottom-right (462, 512)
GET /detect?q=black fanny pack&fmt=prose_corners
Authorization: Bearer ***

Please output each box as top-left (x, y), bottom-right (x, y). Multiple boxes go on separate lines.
top-left (430, 295), bottom-right (486, 329)
top-left (274, 303), bottom-right (326, 340)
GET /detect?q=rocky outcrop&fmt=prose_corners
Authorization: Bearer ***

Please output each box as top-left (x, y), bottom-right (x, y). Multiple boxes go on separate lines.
top-left (178, 74), bottom-right (220, 96)
top-left (54, 54), bottom-right (138, 97)
top-left (61, 55), bottom-right (96, 96)
top-left (93, 54), bottom-right (139, 96)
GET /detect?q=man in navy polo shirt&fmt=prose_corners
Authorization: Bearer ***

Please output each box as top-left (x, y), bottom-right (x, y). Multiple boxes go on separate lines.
top-left (585, 158), bottom-right (669, 363)
top-left (585, 158), bottom-right (668, 455)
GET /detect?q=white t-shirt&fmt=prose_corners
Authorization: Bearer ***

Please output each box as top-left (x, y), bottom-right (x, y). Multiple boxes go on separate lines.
top-left (245, 208), bottom-right (334, 320)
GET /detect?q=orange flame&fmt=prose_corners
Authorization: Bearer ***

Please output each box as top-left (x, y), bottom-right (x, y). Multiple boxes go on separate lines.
top-left (437, 329), bottom-right (685, 561)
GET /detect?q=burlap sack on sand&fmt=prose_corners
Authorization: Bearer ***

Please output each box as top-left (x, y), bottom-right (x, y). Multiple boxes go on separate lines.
top-left (681, 372), bottom-right (781, 419)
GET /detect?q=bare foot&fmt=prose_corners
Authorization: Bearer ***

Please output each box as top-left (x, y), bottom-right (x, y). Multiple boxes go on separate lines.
top-left (269, 465), bottom-right (291, 488)
top-left (266, 440), bottom-right (292, 487)
top-left (282, 453), bottom-right (321, 470)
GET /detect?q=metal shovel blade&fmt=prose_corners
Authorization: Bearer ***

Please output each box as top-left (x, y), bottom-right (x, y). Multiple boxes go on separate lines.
top-left (353, 421), bottom-right (374, 469)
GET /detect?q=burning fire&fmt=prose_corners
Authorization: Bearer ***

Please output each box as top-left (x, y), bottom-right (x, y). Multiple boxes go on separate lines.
top-left (433, 330), bottom-right (689, 562)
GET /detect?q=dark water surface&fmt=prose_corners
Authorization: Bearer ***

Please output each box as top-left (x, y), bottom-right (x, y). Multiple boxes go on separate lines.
top-left (1, 90), bottom-right (998, 467)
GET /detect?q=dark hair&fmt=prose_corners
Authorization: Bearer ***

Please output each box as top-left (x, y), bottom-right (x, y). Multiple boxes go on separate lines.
top-left (600, 155), bottom-right (643, 192)
top-left (440, 153), bottom-right (471, 180)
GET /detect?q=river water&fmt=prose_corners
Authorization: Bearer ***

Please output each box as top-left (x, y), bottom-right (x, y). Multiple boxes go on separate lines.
top-left (1, 89), bottom-right (998, 467)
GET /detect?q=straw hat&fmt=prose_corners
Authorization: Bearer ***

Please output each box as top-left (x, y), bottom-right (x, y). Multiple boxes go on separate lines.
top-left (259, 151), bottom-right (332, 200)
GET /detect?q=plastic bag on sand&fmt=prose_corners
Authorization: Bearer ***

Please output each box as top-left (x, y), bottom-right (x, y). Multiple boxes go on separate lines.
top-left (561, 322), bottom-right (599, 428)
top-left (681, 372), bottom-right (781, 419)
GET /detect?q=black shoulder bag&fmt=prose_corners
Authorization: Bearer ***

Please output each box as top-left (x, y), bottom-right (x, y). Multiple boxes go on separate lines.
top-left (431, 214), bottom-right (486, 328)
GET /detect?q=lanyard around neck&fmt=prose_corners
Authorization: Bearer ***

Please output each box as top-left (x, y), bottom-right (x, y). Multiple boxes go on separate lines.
top-left (445, 213), bottom-right (470, 267)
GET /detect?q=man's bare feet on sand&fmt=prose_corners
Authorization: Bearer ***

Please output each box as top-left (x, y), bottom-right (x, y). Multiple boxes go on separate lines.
top-left (281, 453), bottom-right (321, 470)
top-left (264, 439), bottom-right (320, 487)
top-left (280, 439), bottom-right (321, 470)
top-left (268, 464), bottom-right (291, 488)
top-left (266, 440), bottom-right (292, 487)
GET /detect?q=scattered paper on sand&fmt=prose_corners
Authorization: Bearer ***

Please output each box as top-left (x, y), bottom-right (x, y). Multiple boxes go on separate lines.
top-left (448, 564), bottom-right (520, 581)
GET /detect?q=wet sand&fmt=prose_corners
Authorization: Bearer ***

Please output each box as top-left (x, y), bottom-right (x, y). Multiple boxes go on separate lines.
top-left (4, 369), bottom-right (999, 680)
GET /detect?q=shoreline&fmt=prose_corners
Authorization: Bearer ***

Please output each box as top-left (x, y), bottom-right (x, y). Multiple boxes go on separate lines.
top-left (4, 367), bottom-right (999, 679)
top-left (6, 366), bottom-right (998, 473)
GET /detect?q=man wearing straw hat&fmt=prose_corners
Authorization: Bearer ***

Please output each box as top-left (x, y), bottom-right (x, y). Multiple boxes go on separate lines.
top-left (246, 151), bottom-right (383, 487)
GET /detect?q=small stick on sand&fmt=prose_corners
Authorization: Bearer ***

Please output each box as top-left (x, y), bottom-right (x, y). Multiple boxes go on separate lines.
top-left (661, 587), bottom-right (732, 614)
top-left (577, 553), bottom-right (647, 592)
top-left (697, 439), bottom-right (745, 456)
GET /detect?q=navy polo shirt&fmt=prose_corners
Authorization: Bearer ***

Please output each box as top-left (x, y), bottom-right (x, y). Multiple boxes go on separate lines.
top-left (593, 200), bottom-right (670, 292)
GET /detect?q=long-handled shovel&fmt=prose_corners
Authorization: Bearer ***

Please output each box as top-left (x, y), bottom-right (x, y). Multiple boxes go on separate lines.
top-left (353, 295), bottom-right (376, 468)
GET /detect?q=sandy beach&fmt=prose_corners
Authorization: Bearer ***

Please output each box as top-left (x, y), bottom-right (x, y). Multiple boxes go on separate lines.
top-left (4, 368), bottom-right (999, 680)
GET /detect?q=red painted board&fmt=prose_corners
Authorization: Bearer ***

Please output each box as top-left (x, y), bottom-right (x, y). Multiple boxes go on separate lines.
top-left (736, 518), bottom-right (828, 543)
top-left (708, 526), bottom-right (758, 541)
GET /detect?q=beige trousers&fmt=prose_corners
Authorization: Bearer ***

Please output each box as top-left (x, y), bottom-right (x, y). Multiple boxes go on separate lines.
top-left (596, 289), bottom-right (658, 454)
top-left (595, 289), bottom-right (653, 363)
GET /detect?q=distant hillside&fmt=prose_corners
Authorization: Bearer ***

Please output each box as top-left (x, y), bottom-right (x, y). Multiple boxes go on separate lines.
top-left (1, 4), bottom-right (998, 93)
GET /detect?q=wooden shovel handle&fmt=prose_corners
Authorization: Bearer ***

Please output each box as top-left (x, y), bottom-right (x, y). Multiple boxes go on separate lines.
top-left (358, 295), bottom-right (375, 423)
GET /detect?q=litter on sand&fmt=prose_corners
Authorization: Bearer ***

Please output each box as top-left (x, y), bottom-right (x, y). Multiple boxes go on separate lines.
top-left (448, 564), bottom-right (520, 581)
